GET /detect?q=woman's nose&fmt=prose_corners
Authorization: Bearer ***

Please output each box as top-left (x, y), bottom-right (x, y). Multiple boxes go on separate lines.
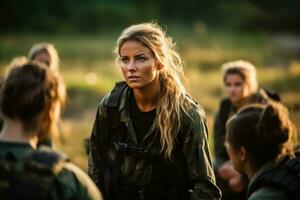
top-left (128, 61), bottom-right (137, 71)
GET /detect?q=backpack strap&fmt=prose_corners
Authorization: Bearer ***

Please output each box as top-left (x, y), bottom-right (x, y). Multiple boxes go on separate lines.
top-left (248, 154), bottom-right (300, 200)
top-left (25, 146), bottom-right (69, 174)
top-left (106, 81), bottom-right (128, 108)
top-left (102, 81), bottom-right (128, 199)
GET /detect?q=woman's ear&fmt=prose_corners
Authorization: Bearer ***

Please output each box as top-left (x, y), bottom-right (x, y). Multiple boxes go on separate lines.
top-left (240, 146), bottom-right (247, 162)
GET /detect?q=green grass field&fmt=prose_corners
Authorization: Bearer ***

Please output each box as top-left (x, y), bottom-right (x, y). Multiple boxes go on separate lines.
top-left (1, 25), bottom-right (299, 171)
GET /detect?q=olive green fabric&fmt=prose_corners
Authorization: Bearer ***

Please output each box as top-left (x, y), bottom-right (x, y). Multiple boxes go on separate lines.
top-left (0, 142), bottom-right (102, 200)
top-left (88, 85), bottom-right (221, 200)
top-left (247, 162), bottom-right (288, 200)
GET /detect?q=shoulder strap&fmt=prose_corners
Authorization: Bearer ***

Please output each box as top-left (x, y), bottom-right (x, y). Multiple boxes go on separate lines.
top-left (106, 81), bottom-right (127, 108)
top-left (25, 146), bottom-right (69, 174)
top-left (102, 81), bottom-right (128, 198)
top-left (248, 154), bottom-right (300, 200)
top-left (106, 81), bottom-right (127, 129)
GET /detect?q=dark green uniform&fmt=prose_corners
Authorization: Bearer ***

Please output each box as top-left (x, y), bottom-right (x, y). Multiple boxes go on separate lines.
top-left (0, 142), bottom-right (102, 200)
top-left (247, 162), bottom-right (288, 200)
top-left (88, 83), bottom-right (221, 200)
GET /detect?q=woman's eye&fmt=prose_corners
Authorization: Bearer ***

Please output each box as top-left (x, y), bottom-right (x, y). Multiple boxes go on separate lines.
top-left (225, 83), bottom-right (231, 87)
top-left (121, 57), bottom-right (129, 63)
top-left (235, 82), bottom-right (242, 87)
top-left (136, 57), bottom-right (146, 62)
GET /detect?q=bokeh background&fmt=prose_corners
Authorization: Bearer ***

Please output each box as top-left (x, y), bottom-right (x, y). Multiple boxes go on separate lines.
top-left (1, 0), bottom-right (299, 171)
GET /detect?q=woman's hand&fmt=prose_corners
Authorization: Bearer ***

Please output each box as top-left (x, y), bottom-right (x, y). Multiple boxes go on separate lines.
top-left (218, 161), bottom-right (247, 192)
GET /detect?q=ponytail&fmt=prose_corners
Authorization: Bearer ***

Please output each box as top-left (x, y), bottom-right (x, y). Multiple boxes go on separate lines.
top-left (257, 103), bottom-right (295, 159)
top-left (227, 102), bottom-right (296, 169)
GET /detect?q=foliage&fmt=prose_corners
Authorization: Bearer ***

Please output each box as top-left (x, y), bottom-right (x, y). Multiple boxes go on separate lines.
top-left (1, 0), bottom-right (300, 33)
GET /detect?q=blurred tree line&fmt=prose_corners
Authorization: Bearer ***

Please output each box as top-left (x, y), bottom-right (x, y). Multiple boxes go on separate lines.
top-left (1, 0), bottom-right (299, 33)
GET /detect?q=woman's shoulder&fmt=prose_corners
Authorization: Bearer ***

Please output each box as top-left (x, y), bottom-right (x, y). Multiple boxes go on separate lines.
top-left (53, 162), bottom-right (103, 200)
top-left (97, 81), bottom-right (129, 112)
top-left (183, 95), bottom-right (206, 118)
top-left (248, 187), bottom-right (288, 200)
top-left (218, 97), bottom-right (232, 110)
top-left (181, 96), bottom-right (208, 134)
top-left (251, 88), bottom-right (274, 104)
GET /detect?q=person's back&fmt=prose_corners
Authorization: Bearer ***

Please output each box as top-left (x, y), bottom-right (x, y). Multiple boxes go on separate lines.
top-left (0, 142), bottom-right (101, 200)
top-left (0, 59), bottom-right (102, 200)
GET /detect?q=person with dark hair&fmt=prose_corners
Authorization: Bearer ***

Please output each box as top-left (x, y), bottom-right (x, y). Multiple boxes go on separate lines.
top-left (225, 102), bottom-right (297, 200)
top-left (0, 59), bottom-right (102, 200)
top-left (213, 60), bottom-right (275, 200)
top-left (88, 22), bottom-right (221, 200)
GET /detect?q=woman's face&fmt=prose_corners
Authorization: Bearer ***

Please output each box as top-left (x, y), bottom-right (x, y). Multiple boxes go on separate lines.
top-left (224, 73), bottom-right (250, 104)
top-left (226, 142), bottom-right (244, 172)
top-left (34, 51), bottom-right (51, 67)
top-left (119, 40), bottom-right (162, 90)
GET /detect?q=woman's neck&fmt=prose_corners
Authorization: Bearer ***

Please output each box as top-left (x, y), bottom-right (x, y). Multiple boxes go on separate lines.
top-left (0, 119), bottom-right (38, 149)
top-left (133, 77), bottom-right (160, 112)
top-left (234, 95), bottom-right (252, 110)
top-left (244, 162), bottom-right (259, 179)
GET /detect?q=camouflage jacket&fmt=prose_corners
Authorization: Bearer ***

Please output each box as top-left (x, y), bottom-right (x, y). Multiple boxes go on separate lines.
top-left (88, 82), bottom-right (221, 200)
top-left (213, 89), bottom-right (269, 169)
top-left (0, 142), bottom-right (102, 200)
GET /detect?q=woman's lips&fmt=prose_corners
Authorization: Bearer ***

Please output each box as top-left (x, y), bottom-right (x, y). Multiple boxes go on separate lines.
top-left (128, 76), bottom-right (140, 81)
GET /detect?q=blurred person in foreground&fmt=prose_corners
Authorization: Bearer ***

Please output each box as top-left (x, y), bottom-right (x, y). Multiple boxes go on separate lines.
top-left (0, 59), bottom-right (102, 200)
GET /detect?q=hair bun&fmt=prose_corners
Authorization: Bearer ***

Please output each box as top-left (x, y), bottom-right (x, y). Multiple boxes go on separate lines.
top-left (259, 103), bottom-right (290, 145)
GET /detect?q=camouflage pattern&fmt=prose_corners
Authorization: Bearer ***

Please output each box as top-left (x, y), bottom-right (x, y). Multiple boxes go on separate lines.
top-left (88, 85), bottom-right (221, 200)
top-left (0, 142), bottom-right (102, 200)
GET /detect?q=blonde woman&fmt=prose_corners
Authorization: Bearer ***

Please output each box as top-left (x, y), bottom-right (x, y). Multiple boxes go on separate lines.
top-left (88, 22), bottom-right (221, 200)
top-left (28, 42), bottom-right (59, 72)
top-left (28, 43), bottom-right (65, 147)
top-left (213, 60), bottom-right (275, 200)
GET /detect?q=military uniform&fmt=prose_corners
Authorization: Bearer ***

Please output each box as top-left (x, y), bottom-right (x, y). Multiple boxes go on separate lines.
top-left (247, 162), bottom-right (288, 200)
top-left (0, 141), bottom-right (102, 200)
top-left (88, 82), bottom-right (221, 200)
top-left (213, 89), bottom-right (270, 200)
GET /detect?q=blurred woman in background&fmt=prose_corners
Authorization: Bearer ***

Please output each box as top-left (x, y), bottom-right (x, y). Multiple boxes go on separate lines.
top-left (28, 42), bottom-right (66, 147)
top-left (28, 42), bottom-right (60, 72)
top-left (213, 60), bottom-right (273, 200)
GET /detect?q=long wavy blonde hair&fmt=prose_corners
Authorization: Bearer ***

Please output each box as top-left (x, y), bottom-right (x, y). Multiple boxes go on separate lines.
top-left (115, 22), bottom-right (194, 158)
